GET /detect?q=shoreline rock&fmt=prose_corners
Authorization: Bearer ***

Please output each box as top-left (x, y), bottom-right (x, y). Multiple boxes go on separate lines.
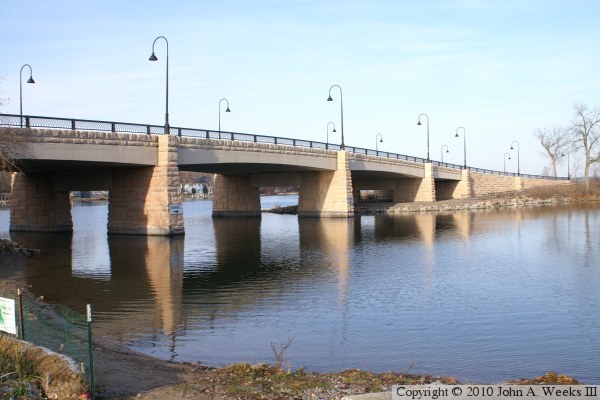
top-left (0, 238), bottom-right (40, 257)
top-left (262, 196), bottom-right (584, 216)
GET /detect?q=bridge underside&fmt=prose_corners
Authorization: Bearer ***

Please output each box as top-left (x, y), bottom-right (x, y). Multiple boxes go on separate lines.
top-left (10, 136), bottom-right (184, 236)
top-left (210, 151), bottom-right (354, 218)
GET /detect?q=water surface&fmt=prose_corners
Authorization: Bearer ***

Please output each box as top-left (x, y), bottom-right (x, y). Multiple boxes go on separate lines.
top-left (2, 197), bottom-right (599, 383)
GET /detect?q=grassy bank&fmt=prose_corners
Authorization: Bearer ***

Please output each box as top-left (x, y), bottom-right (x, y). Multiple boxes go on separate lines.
top-left (0, 335), bottom-right (87, 399)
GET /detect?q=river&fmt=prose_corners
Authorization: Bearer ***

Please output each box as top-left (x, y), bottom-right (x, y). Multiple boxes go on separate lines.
top-left (1, 196), bottom-right (599, 383)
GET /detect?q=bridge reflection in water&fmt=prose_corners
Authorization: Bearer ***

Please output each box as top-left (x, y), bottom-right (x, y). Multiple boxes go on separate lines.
top-left (6, 202), bottom-right (600, 383)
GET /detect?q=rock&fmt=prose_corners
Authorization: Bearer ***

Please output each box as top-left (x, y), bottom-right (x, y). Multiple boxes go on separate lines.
top-left (0, 238), bottom-right (40, 257)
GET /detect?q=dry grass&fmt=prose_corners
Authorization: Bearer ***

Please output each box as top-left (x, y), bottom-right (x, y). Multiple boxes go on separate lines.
top-left (0, 335), bottom-right (87, 399)
top-left (522, 181), bottom-right (600, 201)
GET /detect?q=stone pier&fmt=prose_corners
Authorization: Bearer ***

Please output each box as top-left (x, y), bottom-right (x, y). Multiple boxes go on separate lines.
top-left (107, 135), bottom-right (184, 236)
top-left (212, 174), bottom-right (261, 217)
top-left (393, 162), bottom-right (436, 202)
top-left (298, 151), bottom-right (354, 217)
top-left (10, 172), bottom-right (73, 232)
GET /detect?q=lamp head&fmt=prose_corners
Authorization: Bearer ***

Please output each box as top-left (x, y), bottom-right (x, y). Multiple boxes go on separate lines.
top-left (455, 132), bottom-right (459, 138)
top-left (333, 128), bottom-right (337, 132)
top-left (510, 145), bottom-right (514, 150)
top-left (445, 149), bottom-right (449, 153)
top-left (509, 156), bottom-right (512, 160)
top-left (226, 107), bottom-right (231, 112)
top-left (379, 138), bottom-right (383, 143)
top-left (327, 95), bottom-right (333, 101)
top-left (149, 52), bottom-right (158, 61)
top-left (27, 76), bottom-right (35, 84)
top-left (417, 120), bottom-right (422, 126)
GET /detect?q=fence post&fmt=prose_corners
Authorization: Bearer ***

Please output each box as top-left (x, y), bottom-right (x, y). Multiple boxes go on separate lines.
top-left (87, 304), bottom-right (95, 399)
top-left (71, 120), bottom-right (76, 130)
top-left (146, 126), bottom-right (151, 135)
top-left (111, 122), bottom-right (116, 133)
top-left (25, 116), bottom-right (31, 128)
top-left (17, 288), bottom-right (25, 339)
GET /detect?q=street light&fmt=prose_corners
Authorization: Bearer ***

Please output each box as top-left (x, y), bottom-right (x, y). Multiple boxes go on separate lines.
top-left (455, 127), bottom-right (466, 168)
top-left (376, 133), bottom-right (383, 153)
top-left (560, 150), bottom-right (570, 179)
top-left (149, 36), bottom-right (169, 134)
top-left (441, 145), bottom-right (449, 163)
top-left (326, 121), bottom-right (336, 149)
top-left (327, 85), bottom-right (345, 150)
top-left (510, 140), bottom-right (520, 175)
top-left (218, 98), bottom-right (231, 136)
top-left (19, 64), bottom-right (36, 128)
top-left (504, 152), bottom-right (511, 173)
top-left (417, 113), bottom-right (430, 162)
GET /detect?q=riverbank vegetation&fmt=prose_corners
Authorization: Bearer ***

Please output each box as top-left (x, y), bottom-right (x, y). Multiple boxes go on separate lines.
top-left (0, 335), bottom-right (87, 399)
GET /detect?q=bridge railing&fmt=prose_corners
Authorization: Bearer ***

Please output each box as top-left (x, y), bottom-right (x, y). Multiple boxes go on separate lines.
top-left (0, 113), bottom-right (568, 180)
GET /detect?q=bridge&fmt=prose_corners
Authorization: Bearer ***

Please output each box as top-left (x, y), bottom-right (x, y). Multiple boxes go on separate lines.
top-left (0, 113), bottom-right (568, 236)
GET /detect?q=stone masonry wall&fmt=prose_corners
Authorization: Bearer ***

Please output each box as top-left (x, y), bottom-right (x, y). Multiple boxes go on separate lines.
top-left (8, 128), bottom-right (158, 147)
top-left (107, 135), bottom-right (184, 235)
top-left (435, 180), bottom-right (460, 200)
top-left (298, 151), bottom-right (354, 217)
top-left (469, 171), bottom-right (568, 197)
top-left (393, 164), bottom-right (436, 202)
top-left (212, 174), bottom-right (261, 217)
top-left (10, 172), bottom-right (72, 232)
top-left (178, 136), bottom-right (337, 161)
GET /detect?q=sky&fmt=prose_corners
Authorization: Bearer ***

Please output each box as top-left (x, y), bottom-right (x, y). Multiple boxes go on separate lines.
top-left (1, 0), bottom-right (599, 176)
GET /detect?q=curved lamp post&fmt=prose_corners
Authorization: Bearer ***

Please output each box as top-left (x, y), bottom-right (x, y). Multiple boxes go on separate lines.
top-left (455, 127), bottom-right (466, 168)
top-left (504, 152), bottom-right (511, 173)
top-left (375, 133), bottom-right (383, 153)
top-left (560, 150), bottom-right (570, 179)
top-left (417, 113), bottom-right (430, 162)
top-left (441, 145), bottom-right (449, 163)
top-left (20, 64), bottom-right (36, 128)
top-left (218, 98), bottom-right (231, 136)
top-left (326, 121), bottom-right (336, 149)
top-left (149, 36), bottom-right (170, 134)
top-left (510, 140), bottom-right (520, 175)
top-left (327, 85), bottom-right (345, 150)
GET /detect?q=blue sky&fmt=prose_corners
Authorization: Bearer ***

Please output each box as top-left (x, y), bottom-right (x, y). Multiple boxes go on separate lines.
top-left (1, 0), bottom-right (599, 175)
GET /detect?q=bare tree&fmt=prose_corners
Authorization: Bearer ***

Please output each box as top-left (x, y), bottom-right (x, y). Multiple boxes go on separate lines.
top-left (569, 103), bottom-right (600, 190)
top-left (0, 128), bottom-right (27, 171)
top-left (533, 126), bottom-right (570, 177)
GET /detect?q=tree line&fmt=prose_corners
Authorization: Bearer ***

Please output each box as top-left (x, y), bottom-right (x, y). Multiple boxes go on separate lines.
top-left (535, 103), bottom-right (600, 190)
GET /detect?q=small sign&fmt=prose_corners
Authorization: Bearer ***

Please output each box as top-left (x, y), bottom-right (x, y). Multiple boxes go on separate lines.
top-left (0, 296), bottom-right (17, 335)
top-left (169, 204), bottom-right (183, 215)
top-left (347, 196), bottom-right (354, 205)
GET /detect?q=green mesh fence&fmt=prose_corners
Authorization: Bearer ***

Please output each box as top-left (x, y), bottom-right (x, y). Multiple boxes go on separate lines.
top-left (21, 293), bottom-right (95, 398)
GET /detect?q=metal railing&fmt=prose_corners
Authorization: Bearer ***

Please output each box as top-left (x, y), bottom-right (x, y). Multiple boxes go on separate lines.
top-left (0, 113), bottom-right (568, 180)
